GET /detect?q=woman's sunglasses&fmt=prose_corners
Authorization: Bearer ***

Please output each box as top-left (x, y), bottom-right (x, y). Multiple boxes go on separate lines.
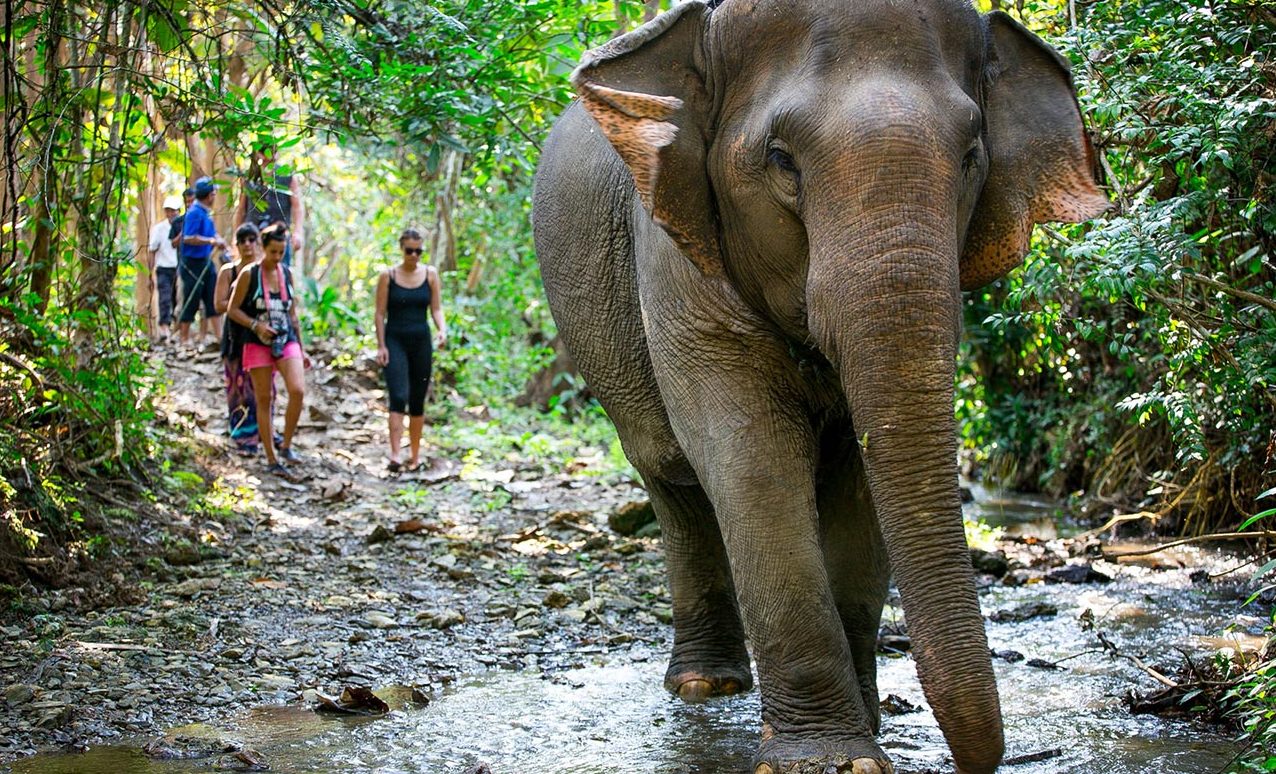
top-left (403, 247), bottom-right (423, 256)
top-left (238, 235), bottom-right (258, 244)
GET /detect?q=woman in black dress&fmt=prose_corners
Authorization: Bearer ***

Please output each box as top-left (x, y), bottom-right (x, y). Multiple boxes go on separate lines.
top-left (375, 228), bottom-right (448, 471)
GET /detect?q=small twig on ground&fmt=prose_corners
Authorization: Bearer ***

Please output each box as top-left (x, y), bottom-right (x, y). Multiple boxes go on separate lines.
top-left (1004, 749), bottom-right (1064, 766)
top-left (1075, 510), bottom-right (1162, 541)
top-left (1105, 531), bottom-right (1276, 559)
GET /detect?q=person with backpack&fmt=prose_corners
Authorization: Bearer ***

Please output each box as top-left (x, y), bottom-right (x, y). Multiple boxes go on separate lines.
top-left (235, 145), bottom-right (305, 267)
top-left (225, 225), bottom-right (308, 478)
top-left (178, 177), bottom-right (226, 348)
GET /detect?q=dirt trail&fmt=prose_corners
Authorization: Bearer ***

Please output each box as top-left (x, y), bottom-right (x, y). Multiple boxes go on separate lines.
top-left (0, 348), bottom-right (666, 763)
top-left (0, 348), bottom-right (1261, 772)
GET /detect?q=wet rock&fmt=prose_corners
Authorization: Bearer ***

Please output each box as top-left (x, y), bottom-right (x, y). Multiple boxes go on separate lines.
top-left (32, 703), bottom-right (71, 728)
top-left (1002, 569), bottom-right (1039, 587)
top-left (1046, 563), bottom-right (1112, 584)
top-left (373, 684), bottom-right (430, 710)
top-left (164, 544), bottom-right (204, 566)
top-left (970, 548), bottom-right (1009, 578)
top-left (1025, 658), bottom-right (1061, 670)
top-left (1189, 569), bottom-right (1211, 585)
top-left (367, 525), bottom-right (394, 544)
top-left (213, 748), bottom-right (269, 771)
top-left (542, 590), bottom-right (572, 609)
top-left (959, 486), bottom-right (975, 503)
top-left (615, 541), bottom-right (644, 556)
top-left (314, 686), bottom-right (390, 716)
top-left (253, 674), bottom-right (297, 691)
top-left (416, 609), bottom-right (464, 630)
top-left (608, 500), bottom-right (655, 536)
top-left (993, 649), bottom-right (1025, 663)
top-left (880, 693), bottom-right (922, 715)
top-left (988, 602), bottom-right (1058, 623)
top-left (171, 577), bottom-right (222, 597)
top-left (877, 634), bottom-right (911, 653)
top-left (5, 684), bottom-right (36, 706)
top-left (142, 736), bottom-right (224, 760)
top-left (581, 535), bottom-right (610, 552)
top-left (364, 611), bottom-right (398, 629)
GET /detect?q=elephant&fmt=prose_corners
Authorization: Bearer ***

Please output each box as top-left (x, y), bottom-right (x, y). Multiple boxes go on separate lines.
top-left (532, 1), bottom-right (1108, 772)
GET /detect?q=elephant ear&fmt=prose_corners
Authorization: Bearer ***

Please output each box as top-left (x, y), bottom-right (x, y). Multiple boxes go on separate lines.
top-left (571, 2), bottom-right (721, 276)
top-left (960, 12), bottom-right (1110, 291)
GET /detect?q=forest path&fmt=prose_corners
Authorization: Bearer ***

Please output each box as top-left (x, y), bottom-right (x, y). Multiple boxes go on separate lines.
top-left (1, 345), bottom-right (669, 766)
top-left (0, 346), bottom-right (1256, 773)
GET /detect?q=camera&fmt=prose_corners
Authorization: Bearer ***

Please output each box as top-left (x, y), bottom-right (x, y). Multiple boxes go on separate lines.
top-left (271, 324), bottom-right (288, 358)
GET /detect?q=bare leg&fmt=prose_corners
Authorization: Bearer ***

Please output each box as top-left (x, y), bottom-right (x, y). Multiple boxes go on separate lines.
top-left (249, 367), bottom-right (276, 464)
top-left (388, 412), bottom-right (404, 463)
top-left (407, 415), bottom-right (425, 466)
top-left (277, 357), bottom-right (305, 451)
top-left (209, 314), bottom-right (223, 339)
top-left (178, 322), bottom-right (192, 346)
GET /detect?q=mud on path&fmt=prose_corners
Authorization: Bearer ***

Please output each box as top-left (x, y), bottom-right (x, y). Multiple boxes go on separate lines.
top-left (0, 348), bottom-right (1263, 772)
top-left (1, 348), bottom-right (667, 764)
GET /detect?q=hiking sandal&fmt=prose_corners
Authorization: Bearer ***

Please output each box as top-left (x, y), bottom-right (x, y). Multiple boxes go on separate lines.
top-left (266, 462), bottom-right (300, 482)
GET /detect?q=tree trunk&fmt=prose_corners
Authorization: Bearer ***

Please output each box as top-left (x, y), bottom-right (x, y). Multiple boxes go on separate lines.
top-left (465, 253), bottom-right (484, 295)
top-left (431, 149), bottom-right (461, 272)
top-left (27, 0), bottom-right (64, 316)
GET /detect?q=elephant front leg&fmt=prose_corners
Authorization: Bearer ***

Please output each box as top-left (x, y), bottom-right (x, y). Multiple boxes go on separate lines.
top-left (818, 438), bottom-right (890, 735)
top-left (646, 477), bottom-right (753, 701)
top-left (673, 409), bottom-right (891, 773)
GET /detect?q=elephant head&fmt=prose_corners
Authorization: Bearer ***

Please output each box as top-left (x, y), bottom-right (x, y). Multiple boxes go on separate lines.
top-left (571, 1), bottom-right (1107, 771)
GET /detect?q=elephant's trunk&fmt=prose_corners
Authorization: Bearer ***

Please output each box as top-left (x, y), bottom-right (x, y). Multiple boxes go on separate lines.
top-left (805, 152), bottom-right (1004, 772)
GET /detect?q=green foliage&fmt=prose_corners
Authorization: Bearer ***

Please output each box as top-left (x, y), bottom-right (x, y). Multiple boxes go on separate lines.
top-left (959, 0), bottom-right (1275, 534)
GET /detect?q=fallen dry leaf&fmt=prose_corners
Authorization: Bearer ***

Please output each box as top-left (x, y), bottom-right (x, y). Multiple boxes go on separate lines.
top-left (394, 519), bottom-right (430, 534)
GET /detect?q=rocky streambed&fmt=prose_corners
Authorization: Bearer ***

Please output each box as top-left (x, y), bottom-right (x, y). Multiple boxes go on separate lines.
top-left (1, 350), bottom-right (1265, 772)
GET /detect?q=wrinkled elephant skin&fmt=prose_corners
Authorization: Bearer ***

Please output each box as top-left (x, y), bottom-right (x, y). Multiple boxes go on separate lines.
top-left (532, 1), bottom-right (1108, 772)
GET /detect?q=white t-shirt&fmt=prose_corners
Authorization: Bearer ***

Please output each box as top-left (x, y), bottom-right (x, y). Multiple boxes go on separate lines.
top-left (148, 219), bottom-right (178, 268)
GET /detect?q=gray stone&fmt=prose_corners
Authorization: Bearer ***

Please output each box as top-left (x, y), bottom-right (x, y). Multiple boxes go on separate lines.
top-left (4, 684), bottom-right (36, 706)
top-left (607, 500), bottom-right (655, 536)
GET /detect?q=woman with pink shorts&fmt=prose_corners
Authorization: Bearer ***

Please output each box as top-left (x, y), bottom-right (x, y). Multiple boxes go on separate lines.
top-left (225, 225), bottom-right (309, 478)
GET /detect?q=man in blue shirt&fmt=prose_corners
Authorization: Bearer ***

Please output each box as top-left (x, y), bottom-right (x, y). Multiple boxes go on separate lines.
top-left (178, 177), bottom-right (227, 347)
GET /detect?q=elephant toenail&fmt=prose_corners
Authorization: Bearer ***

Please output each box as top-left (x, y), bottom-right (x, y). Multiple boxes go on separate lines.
top-left (851, 759), bottom-right (892, 774)
top-left (720, 678), bottom-right (743, 694)
top-left (754, 765), bottom-right (775, 774)
top-left (678, 679), bottom-right (712, 702)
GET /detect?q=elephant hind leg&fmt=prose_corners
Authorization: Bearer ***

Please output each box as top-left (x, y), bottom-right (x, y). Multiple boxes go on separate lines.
top-left (645, 476), bottom-right (753, 701)
top-left (818, 432), bottom-right (890, 733)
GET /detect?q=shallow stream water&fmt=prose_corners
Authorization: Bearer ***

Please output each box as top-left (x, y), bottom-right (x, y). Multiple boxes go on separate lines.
top-left (12, 490), bottom-right (1251, 773)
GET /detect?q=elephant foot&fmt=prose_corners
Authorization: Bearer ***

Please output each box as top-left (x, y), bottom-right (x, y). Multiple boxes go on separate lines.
top-left (664, 669), bottom-right (752, 703)
top-left (755, 729), bottom-right (892, 774)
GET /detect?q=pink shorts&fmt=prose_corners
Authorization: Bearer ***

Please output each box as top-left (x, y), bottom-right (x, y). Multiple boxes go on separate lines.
top-left (243, 340), bottom-right (301, 371)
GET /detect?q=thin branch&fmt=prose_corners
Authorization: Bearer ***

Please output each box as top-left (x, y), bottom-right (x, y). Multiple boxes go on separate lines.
top-left (1104, 531), bottom-right (1276, 558)
top-left (1181, 272), bottom-right (1276, 315)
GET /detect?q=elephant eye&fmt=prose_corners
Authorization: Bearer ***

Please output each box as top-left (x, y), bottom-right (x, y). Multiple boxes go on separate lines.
top-left (961, 141), bottom-right (983, 176)
top-left (767, 145), bottom-right (799, 177)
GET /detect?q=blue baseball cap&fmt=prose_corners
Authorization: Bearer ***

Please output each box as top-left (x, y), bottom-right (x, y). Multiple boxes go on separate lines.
top-left (193, 176), bottom-right (216, 198)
